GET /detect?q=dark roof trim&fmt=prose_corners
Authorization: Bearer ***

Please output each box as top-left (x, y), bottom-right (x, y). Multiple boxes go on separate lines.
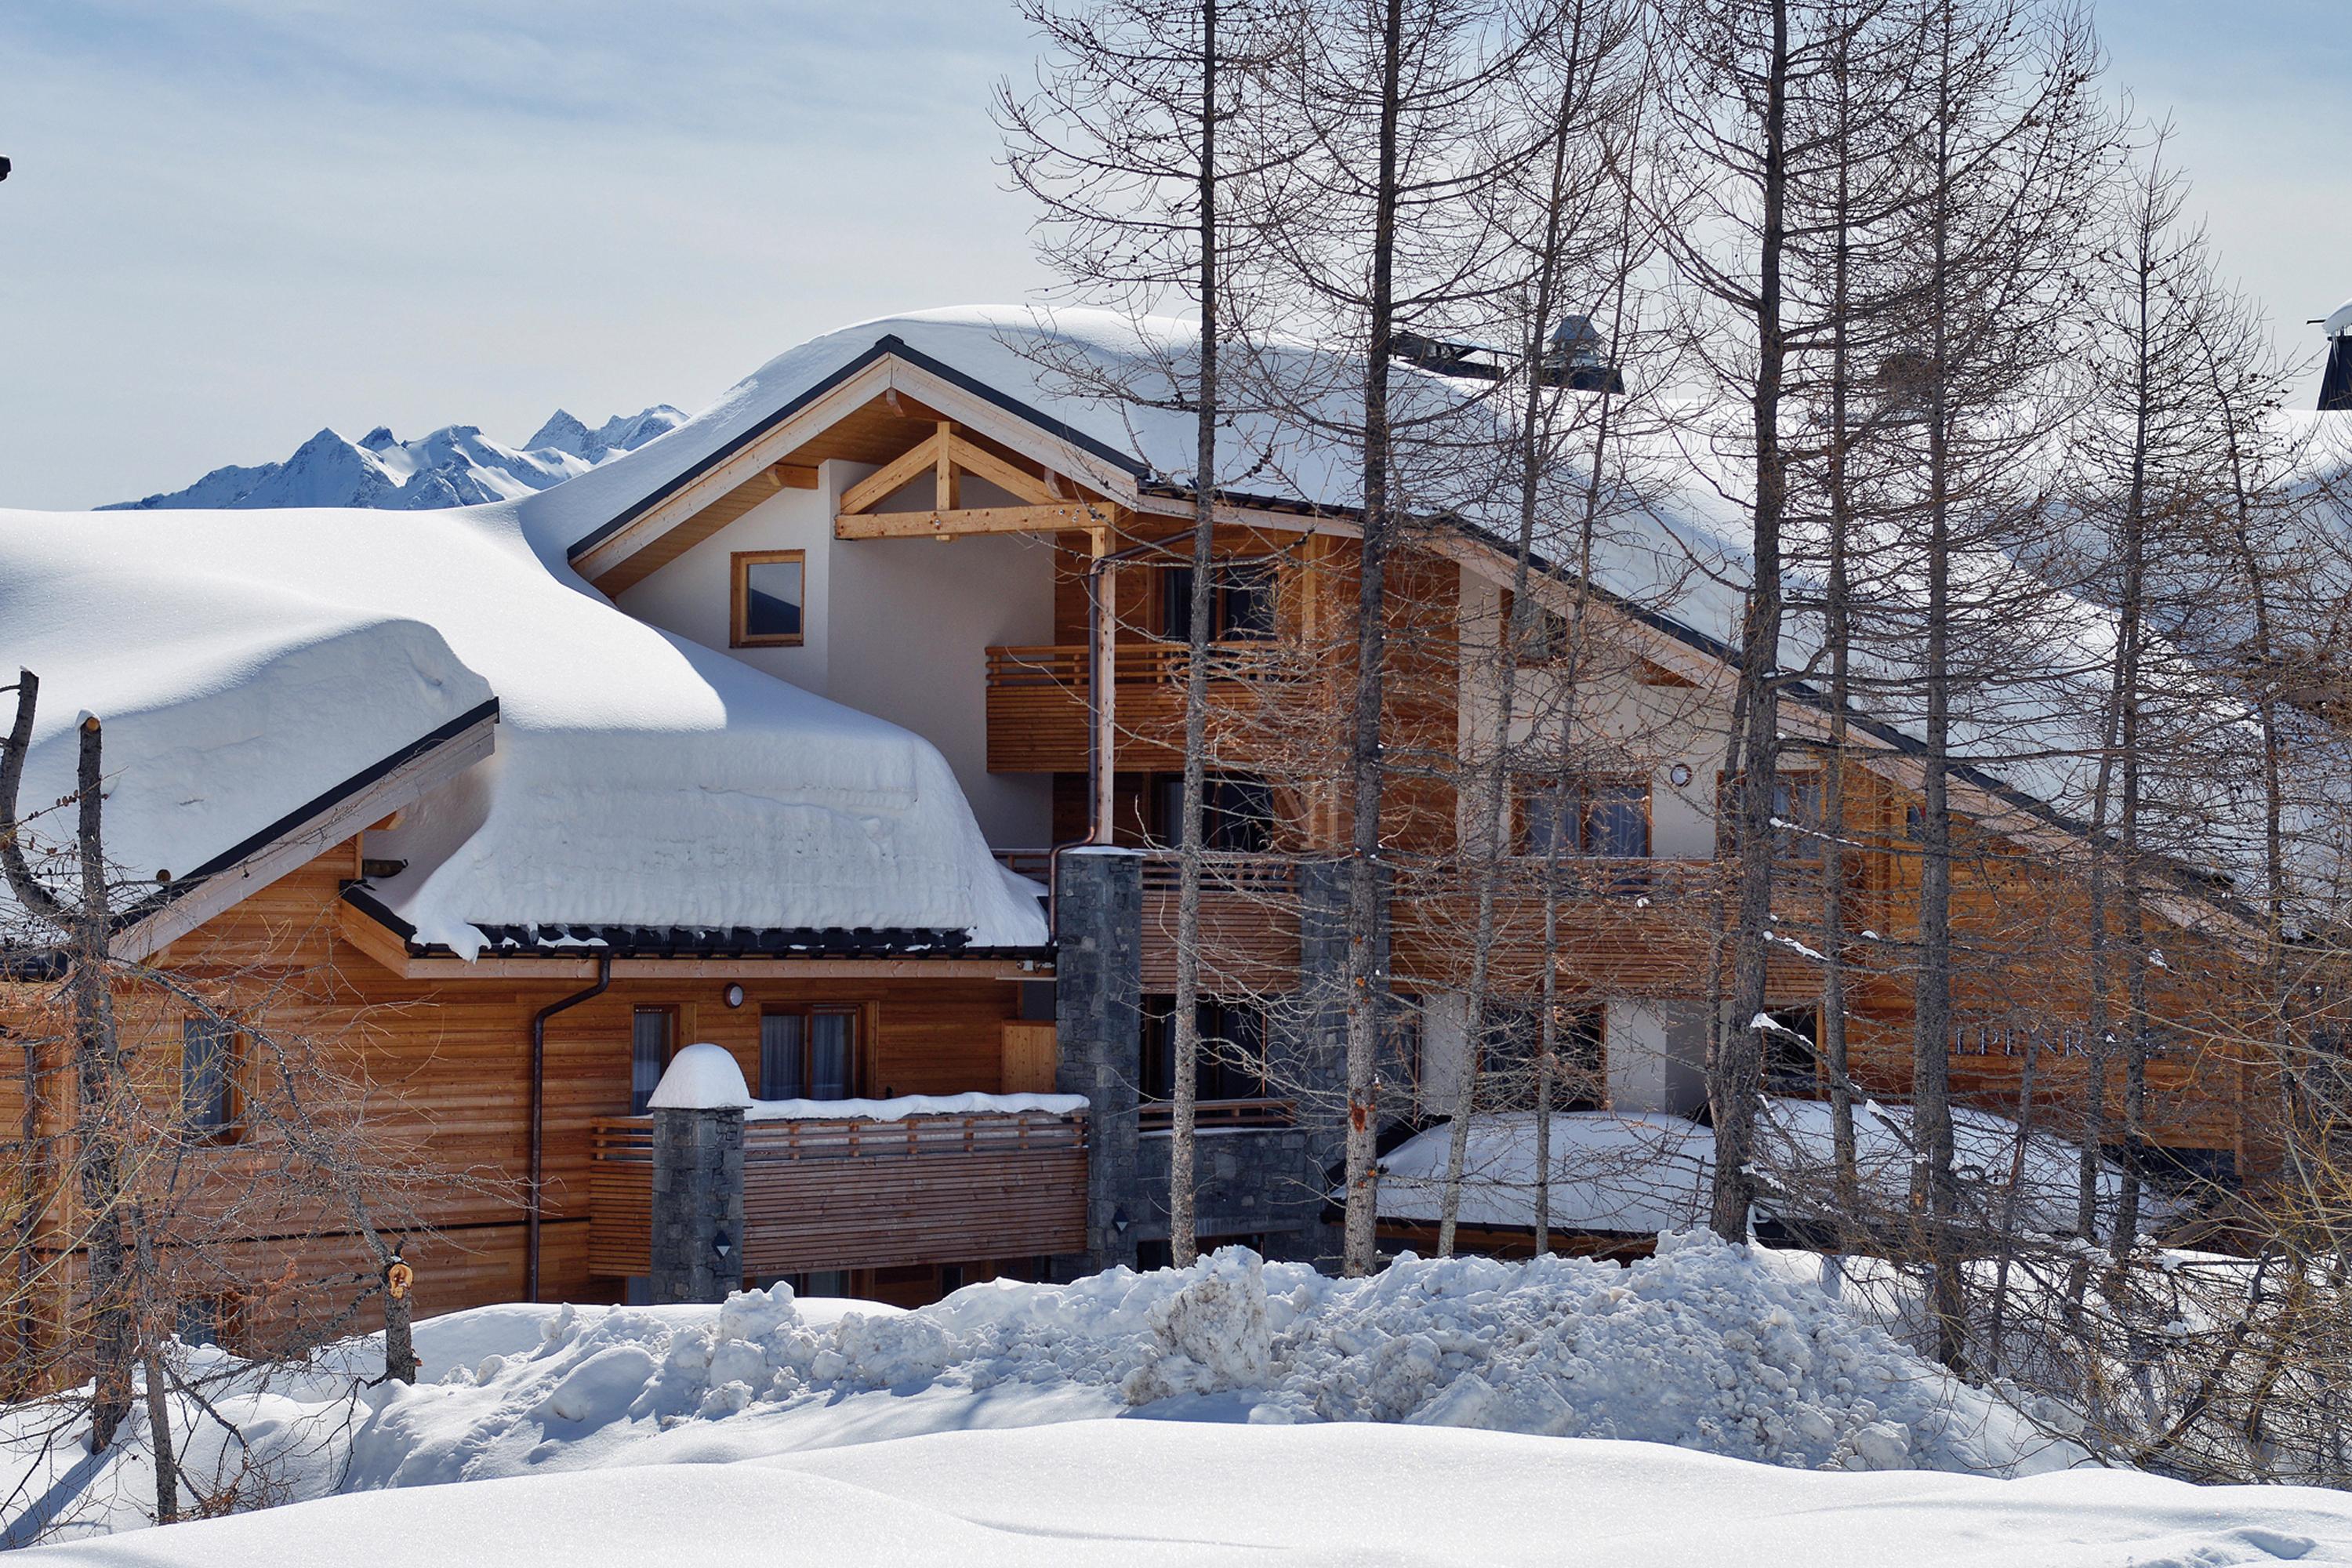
top-left (567, 332), bottom-right (1154, 562)
top-left (337, 884), bottom-right (1049, 964)
top-left (108, 697), bottom-right (503, 934)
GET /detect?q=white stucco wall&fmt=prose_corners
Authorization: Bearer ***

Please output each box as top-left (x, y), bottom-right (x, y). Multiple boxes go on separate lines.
top-left (613, 459), bottom-right (1054, 849)
top-left (1454, 568), bottom-right (1732, 859)
top-left (1603, 999), bottom-right (1710, 1116)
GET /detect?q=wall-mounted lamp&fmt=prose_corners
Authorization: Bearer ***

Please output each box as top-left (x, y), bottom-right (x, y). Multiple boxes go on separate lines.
top-left (1667, 763), bottom-right (1694, 788)
top-left (722, 983), bottom-right (746, 1008)
top-left (713, 1229), bottom-right (733, 1260)
top-left (1111, 1207), bottom-right (1131, 1236)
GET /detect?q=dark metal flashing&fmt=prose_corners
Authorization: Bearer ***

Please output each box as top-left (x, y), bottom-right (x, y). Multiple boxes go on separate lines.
top-left (566, 332), bottom-right (1154, 563)
top-left (336, 884), bottom-right (1049, 964)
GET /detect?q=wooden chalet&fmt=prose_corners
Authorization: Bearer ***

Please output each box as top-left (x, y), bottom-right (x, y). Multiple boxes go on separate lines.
top-left (0, 305), bottom-right (2282, 1352)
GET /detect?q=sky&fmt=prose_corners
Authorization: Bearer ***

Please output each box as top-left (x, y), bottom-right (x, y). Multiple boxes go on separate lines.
top-left (0, 0), bottom-right (2346, 510)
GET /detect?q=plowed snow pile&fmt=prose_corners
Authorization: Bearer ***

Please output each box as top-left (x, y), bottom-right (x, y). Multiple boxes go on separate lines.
top-left (349, 1232), bottom-right (2076, 1488)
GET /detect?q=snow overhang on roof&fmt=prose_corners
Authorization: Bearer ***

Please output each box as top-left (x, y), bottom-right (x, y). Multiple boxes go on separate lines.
top-left (0, 503), bottom-right (1047, 960)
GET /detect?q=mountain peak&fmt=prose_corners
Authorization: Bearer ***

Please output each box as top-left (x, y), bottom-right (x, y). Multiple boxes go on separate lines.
top-left (102, 404), bottom-right (681, 513)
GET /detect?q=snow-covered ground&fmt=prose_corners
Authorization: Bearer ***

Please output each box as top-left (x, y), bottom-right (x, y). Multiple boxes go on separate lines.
top-left (11, 1237), bottom-right (2352, 1563)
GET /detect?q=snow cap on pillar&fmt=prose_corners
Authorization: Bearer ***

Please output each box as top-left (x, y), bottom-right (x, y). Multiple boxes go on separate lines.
top-left (647, 1043), bottom-right (752, 1110)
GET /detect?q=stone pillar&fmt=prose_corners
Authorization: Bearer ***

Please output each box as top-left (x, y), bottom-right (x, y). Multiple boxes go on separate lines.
top-left (1280, 857), bottom-right (1359, 1265)
top-left (650, 1105), bottom-right (746, 1304)
top-left (1054, 848), bottom-right (1142, 1273)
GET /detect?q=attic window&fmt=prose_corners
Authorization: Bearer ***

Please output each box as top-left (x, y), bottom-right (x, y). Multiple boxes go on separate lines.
top-left (731, 550), bottom-right (806, 648)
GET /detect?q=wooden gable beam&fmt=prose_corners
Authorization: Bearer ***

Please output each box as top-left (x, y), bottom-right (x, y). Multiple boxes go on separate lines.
top-left (839, 429), bottom-right (949, 516)
top-left (836, 502), bottom-right (1112, 540)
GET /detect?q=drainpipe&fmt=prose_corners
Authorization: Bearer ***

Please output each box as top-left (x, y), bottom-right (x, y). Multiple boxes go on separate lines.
top-left (527, 954), bottom-right (612, 1302)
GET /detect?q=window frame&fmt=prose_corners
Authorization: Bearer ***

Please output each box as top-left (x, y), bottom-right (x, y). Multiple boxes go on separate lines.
top-left (180, 1014), bottom-right (243, 1141)
top-left (729, 549), bottom-right (808, 649)
top-left (630, 1006), bottom-right (676, 1115)
top-left (1515, 776), bottom-right (1652, 860)
top-left (757, 1004), bottom-right (862, 1102)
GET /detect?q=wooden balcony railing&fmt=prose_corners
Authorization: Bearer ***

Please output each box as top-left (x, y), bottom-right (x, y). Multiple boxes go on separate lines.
top-left (1138, 1097), bottom-right (1298, 1132)
top-left (985, 641), bottom-right (1312, 773)
top-left (1138, 851), bottom-right (1302, 992)
top-left (586, 1107), bottom-right (1087, 1279)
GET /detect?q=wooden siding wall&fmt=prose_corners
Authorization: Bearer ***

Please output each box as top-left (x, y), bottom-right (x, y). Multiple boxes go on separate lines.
top-left (0, 844), bottom-right (1029, 1341)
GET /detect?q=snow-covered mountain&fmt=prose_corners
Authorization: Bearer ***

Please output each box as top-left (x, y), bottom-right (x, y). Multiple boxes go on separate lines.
top-left (102, 406), bottom-right (687, 512)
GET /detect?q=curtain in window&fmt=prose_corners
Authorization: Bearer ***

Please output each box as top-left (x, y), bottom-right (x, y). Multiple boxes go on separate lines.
top-left (810, 1014), bottom-right (854, 1100)
top-left (630, 1008), bottom-right (671, 1114)
top-left (182, 1017), bottom-right (234, 1130)
top-left (760, 1012), bottom-right (805, 1100)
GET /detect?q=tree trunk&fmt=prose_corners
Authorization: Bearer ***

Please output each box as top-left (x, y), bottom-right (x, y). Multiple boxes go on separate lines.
top-left (1167, 0), bottom-right (1222, 1272)
top-left (1338, 0), bottom-right (1405, 1278)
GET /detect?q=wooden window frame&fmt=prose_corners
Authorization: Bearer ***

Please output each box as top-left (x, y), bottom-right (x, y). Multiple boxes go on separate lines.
top-left (757, 1004), bottom-right (862, 1102)
top-left (730, 549), bottom-right (808, 648)
top-left (630, 1005), bottom-right (676, 1115)
top-left (180, 1014), bottom-right (244, 1143)
top-left (1515, 776), bottom-right (1652, 859)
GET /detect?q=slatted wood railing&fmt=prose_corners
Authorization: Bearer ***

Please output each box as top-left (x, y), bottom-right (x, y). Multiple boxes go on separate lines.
top-left (985, 641), bottom-right (1311, 772)
top-left (587, 1107), bottom-right (1087, 1279)
top-left (1138, 1097), bottom-right (1298, 1132)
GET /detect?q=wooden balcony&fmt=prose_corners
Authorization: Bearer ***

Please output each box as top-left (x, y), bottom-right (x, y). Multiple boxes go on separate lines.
top-left (1139, 851), bottom-right (1302, 992)
top-left (586, 1107), bottom-right (1087, 1279)
top-left (985, 641), bottom-right (1312, 773)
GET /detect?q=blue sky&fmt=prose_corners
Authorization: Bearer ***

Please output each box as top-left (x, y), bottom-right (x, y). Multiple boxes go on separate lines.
top-left (0, 0), bottom-right (2344, 509)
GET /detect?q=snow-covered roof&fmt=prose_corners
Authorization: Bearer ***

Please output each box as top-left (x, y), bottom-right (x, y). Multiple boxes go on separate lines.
top-left (1374, 1100), bottom-right (2165, 1238)
top-left (0, 503), bottom-right (1046, 958)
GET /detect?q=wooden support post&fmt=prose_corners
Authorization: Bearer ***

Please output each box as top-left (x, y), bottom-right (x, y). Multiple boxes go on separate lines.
top-left (935, 421), bottom-right (959, 511)
top-left (1091, 526), bottom-right (1116, 844)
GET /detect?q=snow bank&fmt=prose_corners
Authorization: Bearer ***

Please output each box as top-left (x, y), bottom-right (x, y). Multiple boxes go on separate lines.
top-left (29, 1423), bottom-right (2352, 1568)
top-left (340, 1236), bottom-right (2075, 1492)
top-left (0, 505), bottom-right (1045, 953)
top-left (1375, 1099), bottom-right (2162, 1239)
top-left (745, 1091), bottom-right (1087, 1123)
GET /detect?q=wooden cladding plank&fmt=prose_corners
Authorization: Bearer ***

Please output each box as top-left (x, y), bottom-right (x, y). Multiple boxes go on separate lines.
top-left (1000, 1024), bottom-right (1058, 1094)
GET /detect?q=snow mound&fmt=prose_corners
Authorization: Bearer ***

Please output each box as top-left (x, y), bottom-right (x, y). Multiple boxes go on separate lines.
top-left (745, 1091), bottom-right (1087, 1123)
top-left (648, 1044), bottom-right (753, 1110)
top-left (345, 1236), bottom-right (2077, 1491)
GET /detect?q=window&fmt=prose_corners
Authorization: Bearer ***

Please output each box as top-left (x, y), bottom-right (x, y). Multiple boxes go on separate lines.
top-left (1149, 772), bottom-right (1276, 852)
top-left (730, 550), bottom-right (806, 648)
top-left (1519, 779), bottom-right (1650, 859)
top-left (759, 1007), bottom-right (858, 1101)
top-left (1498, 589), bottom-right (1570, 663)
top-left (1160, 561), bottom-right (1278, 644)
top-left (630, 1007), bottom-right (674, 1114)
top-left (1139, 997), bottom-right (1269, 1104)
top-left (1761, 1006), bottom-right (1820, 1094)
top-left (1477, 1003), bottom-right (1603, 1111)
top-left (174, 1297), bottom-right (227, 1349)
top-left (181, 1017), bottom-right (238, 1136)
top-left (1773, 774), bottom-right (1824, 862)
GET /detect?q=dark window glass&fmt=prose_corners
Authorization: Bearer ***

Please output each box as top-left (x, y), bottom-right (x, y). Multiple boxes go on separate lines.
top-left (1139, 997), bottom-right (1269, 1103)
top-left (1219, 562), bottom-right (1276, 640)
top-left (810, 1013), bottom-right (855, 1100)
top-left (760, 1012), bottom-right (805, 1100)
top-left (1161, 562), bottom-right (1277, 644)
top-left (630, 1007), bottom-right (673, 1114)
top-left (742, 557), bottom-right (804, 640)
top-left (1773, 775), bottom-right (1824, 860)
top-left (1762, 1006), bottom-right (1821, 1094)
top-left (182, 1018), bottom-right (235, 1131)
top-left (757, 1008), bottom-right (856, 1102)
top-left (175, 1298), bottom-right (221, 1348)
top-left (1477, 1004), bottom-right (1603, 1112)
top-left (1149, 773), bottom-right (1276, 852)
top-left (1519, 780), bottom-right (1650, 859)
